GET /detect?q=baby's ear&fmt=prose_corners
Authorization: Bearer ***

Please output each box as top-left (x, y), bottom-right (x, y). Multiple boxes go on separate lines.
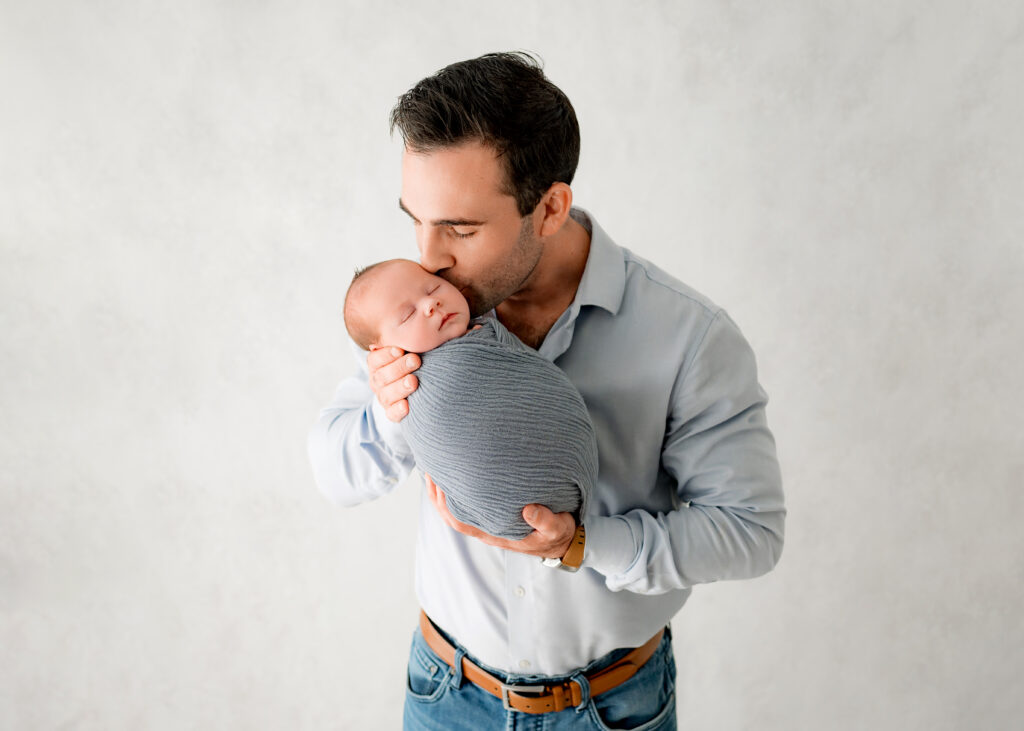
top-left (368, 343), bottom-right (380, 351)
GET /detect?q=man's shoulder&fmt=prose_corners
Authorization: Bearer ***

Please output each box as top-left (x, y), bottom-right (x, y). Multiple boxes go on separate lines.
top-left (619, 246), bottom-right (721, 319)
top-left (582, 208), bottom-right (720, 320)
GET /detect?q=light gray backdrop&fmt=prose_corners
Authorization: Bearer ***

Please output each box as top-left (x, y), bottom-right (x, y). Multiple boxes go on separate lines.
top-left (3, 1), bottom-right (1022, 729)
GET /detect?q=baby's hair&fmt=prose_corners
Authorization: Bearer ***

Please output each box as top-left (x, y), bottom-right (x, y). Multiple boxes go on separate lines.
top-left (343, 260), bottom-right (396, 350)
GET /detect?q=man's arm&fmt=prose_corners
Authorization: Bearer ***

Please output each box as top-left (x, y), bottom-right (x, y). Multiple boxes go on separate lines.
top-left (307, 341), bottom-right (421, 505)
top-left (584, 309), bottom-right (785, 593)
top-left (431, 309), bottom-right (784, 593)
top-left (424, 475), bottom-right (577, 558)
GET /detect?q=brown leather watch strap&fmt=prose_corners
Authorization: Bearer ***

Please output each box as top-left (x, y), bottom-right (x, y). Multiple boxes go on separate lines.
top-left (560, 523), bottom-right (586, 570)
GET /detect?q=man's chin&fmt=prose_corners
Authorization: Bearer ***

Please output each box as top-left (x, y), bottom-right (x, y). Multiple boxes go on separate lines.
top-left (468, 301), bottom-right (498, 318)
top-left (463, 291), bottom-right (490, 317)
top-left (457, 284), bottom-right (501, 317)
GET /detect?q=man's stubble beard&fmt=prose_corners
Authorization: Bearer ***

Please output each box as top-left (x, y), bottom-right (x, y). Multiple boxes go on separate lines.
top-left (452, 215), bottom-right (543, 318)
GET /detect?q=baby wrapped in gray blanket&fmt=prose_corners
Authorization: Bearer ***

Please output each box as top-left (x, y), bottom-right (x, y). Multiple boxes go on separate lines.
top-left (403, 317), bottom-right (595, 538)
top-left (344, 258), bottom-right (597, 539)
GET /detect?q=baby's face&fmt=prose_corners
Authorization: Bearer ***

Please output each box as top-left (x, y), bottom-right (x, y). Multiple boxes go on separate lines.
top-left (364, 260), bottom-right (471, 353)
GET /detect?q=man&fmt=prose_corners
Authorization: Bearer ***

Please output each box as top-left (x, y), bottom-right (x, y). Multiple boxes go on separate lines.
top-left (308, 52), bottom-right (785, 730)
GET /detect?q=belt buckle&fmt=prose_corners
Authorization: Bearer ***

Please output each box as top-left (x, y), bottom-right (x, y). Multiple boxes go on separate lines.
top-left (500, 682), bottom-right (547, 711)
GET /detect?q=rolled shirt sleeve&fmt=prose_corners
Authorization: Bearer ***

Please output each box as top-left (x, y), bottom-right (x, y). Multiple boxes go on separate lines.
top-left (307, 340), bottom-right (416, 506)
top-left (584, 310), bottom-right (785, 593)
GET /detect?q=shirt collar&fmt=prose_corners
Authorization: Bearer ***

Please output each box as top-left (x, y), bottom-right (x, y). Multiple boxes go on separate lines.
top-left (570, 207), bottom-right (626, 317)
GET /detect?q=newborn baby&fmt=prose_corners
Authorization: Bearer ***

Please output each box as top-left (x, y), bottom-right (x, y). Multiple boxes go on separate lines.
top-left (344, 258), bottom-right (597, 539)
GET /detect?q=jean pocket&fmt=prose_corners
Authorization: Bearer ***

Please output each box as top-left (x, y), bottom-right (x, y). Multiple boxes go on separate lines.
top-left (406, 631), bottom-right (452, 703)
top-left (588, 638), bottom-right (676, 730)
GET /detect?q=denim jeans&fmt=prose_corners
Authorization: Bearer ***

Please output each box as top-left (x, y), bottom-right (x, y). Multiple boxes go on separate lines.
top-left (403, 623), bottom-right (676, 730)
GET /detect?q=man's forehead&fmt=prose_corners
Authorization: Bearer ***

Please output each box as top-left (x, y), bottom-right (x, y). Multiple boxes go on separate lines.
top-left (399, 143), bottom-right (512, 215)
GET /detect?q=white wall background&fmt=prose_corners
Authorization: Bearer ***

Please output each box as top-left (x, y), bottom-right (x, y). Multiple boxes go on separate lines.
top-left (3, 1), bottom-right (1022, 729)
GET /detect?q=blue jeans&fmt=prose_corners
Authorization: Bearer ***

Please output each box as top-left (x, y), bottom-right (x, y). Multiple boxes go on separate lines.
top-left (403, 623), bottom-right (676, 730)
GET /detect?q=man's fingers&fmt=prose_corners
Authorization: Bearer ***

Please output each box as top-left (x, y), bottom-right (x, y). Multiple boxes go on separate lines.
top-left (426, 477), bottom-right (456, 529)
top-left (366, 346), bottom-right (404, 370)
top-left (369, 352), bottom-right (421, 395)
top-left (523, 504), bottom-right (565, 532)
top-left (385, 398), bottom-right (410, 423)
top-left (424, 474), bottom-right (446, 513)
top-left (426, 477), bottom-right (490, 537)
top-left (523, 504), bottom-right (575, 552)
top-left (367, 348), bottom-right (419, 424)
top-left (426, 477), bottom-right (572, 557)
top-left (433, 484), bottom-right (461, 530)
top-left (379, 372), bottom-right (418, 410)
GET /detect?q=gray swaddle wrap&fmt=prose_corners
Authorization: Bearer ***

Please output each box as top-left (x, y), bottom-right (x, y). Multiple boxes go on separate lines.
top-left (402, 318), bottom-right (597, 539)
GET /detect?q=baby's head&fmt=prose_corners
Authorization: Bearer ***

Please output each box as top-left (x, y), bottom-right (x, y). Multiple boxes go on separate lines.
top-left (344, 259), bottom-right (472, 353)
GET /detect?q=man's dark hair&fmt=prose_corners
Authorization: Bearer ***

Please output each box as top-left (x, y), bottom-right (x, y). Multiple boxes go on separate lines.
top-left (389, 52), bottom-right (580, 216)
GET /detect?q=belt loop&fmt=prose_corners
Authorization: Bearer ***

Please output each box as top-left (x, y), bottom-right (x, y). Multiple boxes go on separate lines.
top-left (451, 648), bottom-right (466, 689)
top-left (569, 671), bottom-right (591, 714)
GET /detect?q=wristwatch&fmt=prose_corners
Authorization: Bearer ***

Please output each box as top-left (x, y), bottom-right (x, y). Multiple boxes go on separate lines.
top-left (541, 523), bottom-right (586, 572)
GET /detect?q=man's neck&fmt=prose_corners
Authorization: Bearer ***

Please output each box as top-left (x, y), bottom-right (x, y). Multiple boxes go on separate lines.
top-left (496, 215), bottom-right (591, 349)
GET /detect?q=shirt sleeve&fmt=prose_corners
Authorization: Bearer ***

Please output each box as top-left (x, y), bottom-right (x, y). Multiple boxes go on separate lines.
top-left (306, 340), bottom-right (416, 506)
top-left (583, 310), bottom-right (786, 594)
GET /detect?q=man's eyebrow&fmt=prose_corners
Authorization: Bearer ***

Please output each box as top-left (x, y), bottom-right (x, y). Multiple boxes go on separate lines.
top-left (398, 199), bottom-right (418, 222)
top-left (398, 199), bottom-right (483, 227)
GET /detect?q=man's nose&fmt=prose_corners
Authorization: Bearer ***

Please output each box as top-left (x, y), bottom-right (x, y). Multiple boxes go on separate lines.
top-left (418, 228), bottom-right (455, 273)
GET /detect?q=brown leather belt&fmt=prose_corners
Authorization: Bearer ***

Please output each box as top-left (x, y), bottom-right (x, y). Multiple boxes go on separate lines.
top-left (419, 611), bottom-right (665, 714)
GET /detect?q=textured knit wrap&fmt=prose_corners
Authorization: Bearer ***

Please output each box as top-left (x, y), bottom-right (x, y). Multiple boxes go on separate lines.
top-left (402, 318), bottom-right (597, 539)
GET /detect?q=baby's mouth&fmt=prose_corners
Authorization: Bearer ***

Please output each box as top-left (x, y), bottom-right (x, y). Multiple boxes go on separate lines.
top-left (440, 312), bottom-right (456, 329)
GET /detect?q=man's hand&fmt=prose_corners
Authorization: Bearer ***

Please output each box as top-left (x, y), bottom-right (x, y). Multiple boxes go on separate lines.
top-left (424, 474), bottom-right (576, 559)
top-left (367, 346), bottom-right (421, 422)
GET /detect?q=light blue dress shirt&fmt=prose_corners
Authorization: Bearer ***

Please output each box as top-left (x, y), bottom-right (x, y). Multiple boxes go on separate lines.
top-left (307, 209), bottom-right (785, 676)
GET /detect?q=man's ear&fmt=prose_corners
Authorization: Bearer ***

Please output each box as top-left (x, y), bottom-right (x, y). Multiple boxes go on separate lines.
top-left (536, 182), bottom-right (573, 237)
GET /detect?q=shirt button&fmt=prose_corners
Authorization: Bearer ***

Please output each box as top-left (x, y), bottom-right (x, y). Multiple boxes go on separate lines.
top-left (514, 586), bottom-right (526, 598)
top-left (519, 660), bottom-right (531, 669)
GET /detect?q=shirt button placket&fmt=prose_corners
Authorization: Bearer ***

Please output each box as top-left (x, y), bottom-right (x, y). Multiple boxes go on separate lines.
top-left (505, 553), bottom-right (535, 674)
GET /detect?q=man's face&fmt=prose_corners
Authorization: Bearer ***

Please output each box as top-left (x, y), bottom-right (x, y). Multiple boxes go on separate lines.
top-left (363, 260), bottom-right (471, 353)
top-left (399, 141), bottom-right (543, 317)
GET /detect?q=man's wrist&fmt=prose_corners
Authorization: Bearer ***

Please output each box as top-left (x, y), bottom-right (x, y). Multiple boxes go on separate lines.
top-left (370, 398), bottom-right (411, 454)
top-left (542, 523), bottom-right (586, 572)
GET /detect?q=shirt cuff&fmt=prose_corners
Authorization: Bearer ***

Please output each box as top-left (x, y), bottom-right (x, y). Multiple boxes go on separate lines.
top-left (581, 514), bottom-right (640, 578)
